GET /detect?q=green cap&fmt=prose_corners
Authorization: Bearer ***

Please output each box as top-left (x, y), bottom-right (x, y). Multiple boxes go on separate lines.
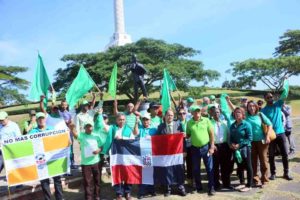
top-left (190, 105), bottom-right (201, 112)
top-left (0, 111), bottom-right (8, 120)
top-left (36, 112), bottom-right (46, 119)
top-left (186, 97), bottom-right (194, 103)
top-left (209, 95), bottom-right (216, 100)
top-left (82, 100), bottom-right (89, 105)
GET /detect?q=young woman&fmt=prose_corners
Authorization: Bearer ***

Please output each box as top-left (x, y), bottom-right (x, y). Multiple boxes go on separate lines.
top-left (245, 101), bottom-right (272, 187)
top-left (230, 107), bottom-right (253, 192)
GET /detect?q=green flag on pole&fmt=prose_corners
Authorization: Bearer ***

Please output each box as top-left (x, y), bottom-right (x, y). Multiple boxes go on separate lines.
top-left (161, 69), bottom-right (171, 114)
top-left (66, 64), bottom-right (95, 108)
top-left (108, 63), bottom-right (118, 98)
top-left (165, 69), bottom-right (177, 91)
top-left (29, 54), bottom-right (51, 107)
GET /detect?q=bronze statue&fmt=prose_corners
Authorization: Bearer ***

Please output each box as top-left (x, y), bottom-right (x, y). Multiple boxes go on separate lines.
top-left (126, 54), bottom-right (148, 101)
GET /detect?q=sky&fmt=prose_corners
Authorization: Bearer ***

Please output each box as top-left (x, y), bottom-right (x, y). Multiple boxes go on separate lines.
top-left (1, 0), bottom-right (300, 93)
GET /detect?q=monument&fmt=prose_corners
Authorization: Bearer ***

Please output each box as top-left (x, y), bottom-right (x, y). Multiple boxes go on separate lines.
top-left (105, 0), bottom-right (132, 49)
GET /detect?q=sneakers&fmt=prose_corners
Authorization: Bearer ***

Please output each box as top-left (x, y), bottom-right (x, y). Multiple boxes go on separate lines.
top-left (208, 188), bottom-right (216, 196)
top-left (283, 174), bottom-right (293, 181)
top-left (269, 174), bottom-right (276, 180)
top-left (179, 189), bottom-right (187, 196)
top-left (234, 184), bottom-right (246, 190)
top-left (239, 187), bottom-right (252, 192)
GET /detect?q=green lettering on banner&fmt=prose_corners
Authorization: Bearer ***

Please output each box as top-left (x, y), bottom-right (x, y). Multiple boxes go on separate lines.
top-left (2, 140), bottom-right (34, 160)
top-left (47, 157), bottom-right (68, 176)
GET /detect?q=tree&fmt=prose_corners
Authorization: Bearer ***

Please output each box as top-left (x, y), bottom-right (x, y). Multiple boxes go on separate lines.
top-left (274, 29), bottom-right (300, 57)
top-left (230, 56), bottom-right (300, 92)
top-left (53, 38), bottom-right (220, 100)
top-left (229, 30), bottom-right (300, 93)
top-left (0, 65), bottom-right (29, 105)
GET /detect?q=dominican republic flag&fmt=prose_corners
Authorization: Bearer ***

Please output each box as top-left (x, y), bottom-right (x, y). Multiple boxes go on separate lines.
top-left (110, 133), bottom-right (184, 185)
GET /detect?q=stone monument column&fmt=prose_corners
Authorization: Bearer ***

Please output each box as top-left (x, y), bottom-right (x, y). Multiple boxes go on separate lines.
top-left (106, 0), bottom-right (132, 49)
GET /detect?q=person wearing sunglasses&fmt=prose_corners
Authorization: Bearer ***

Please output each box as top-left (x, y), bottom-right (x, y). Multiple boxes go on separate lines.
top-left (261, 78), bottom-right (293, 181)
top-left (177, 108), bottom-right (193, 188)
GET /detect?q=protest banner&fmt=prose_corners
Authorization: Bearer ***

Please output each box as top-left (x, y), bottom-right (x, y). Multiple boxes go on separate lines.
top-left (1, 129), bottom-right (70, 186)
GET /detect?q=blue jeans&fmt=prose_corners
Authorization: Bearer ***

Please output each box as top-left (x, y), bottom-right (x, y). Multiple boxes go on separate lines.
top-left (40, 176), bottom-right (63, 200)
top-left (113, 184), bottom-right (132, 196)
top-left (138, 184), bottom-right (155, 195)
top-left (191, 144), bottom-right (214, 191)
top-left (0, 150), bottom-right (4, 173)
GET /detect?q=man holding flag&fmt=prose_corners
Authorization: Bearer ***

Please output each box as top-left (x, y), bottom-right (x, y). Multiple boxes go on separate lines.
top-left (156, 109), bottom-right (186, 197)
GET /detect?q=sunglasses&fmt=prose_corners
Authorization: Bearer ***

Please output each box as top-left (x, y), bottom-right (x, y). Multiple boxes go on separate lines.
top-left (266, 96), bottom-right (273, 99)
top-left (179, 112), bottom-right (186, 115)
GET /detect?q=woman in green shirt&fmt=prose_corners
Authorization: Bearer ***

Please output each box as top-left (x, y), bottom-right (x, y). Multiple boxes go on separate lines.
top-left (245, 101), bottom-right (272, 186)
top-left (230, 107), bottom-right (253, 192)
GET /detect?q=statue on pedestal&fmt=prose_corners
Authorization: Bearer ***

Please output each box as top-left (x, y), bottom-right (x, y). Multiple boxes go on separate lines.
top-left (125, 54), bottom-right (148, 101)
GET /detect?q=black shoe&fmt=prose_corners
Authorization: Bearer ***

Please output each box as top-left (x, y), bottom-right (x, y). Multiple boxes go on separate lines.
top-left (269, 174), bottom-right (276, 180)
top-left (283, 174), bottom-right (293, 180)
top-left (150, 192), bottom-right (156, 196)
top-left (179, 190), bottom-right (187, 196)
top-left (208, 188), bottom-right (216, 196)
top-left (164, 191), bottom-right (171, 197)
top-left (196, 188), bottom-right (203, 193)
top-left (137, 194), bottom-right (144, 199)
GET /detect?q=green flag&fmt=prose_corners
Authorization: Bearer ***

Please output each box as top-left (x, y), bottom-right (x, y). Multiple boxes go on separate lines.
top-left (220, 93), bottom-right (230, 114)
top-left (29, 54), bottom-right (51, 107)
top-left (165, 69), bottom-right (177, 91)
top-left (66, 64), bottom-right (95, 108)
top-left (108, 63), bottom-right (118, 98)
top-left (161, 69), bottom-right (171, 114)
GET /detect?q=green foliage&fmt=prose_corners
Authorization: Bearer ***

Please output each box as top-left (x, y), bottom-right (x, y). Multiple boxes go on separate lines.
top-left (289, 85), bottom-right (300, 98)
top-left (0, 65), bottom-right (29, 105)
top-left (274, 29), bottom-right (300, 57)
top-left (188, 87), bottom-right (206, 99)
top-left (230, 56), bottom-right (300, 92)
top-left (53, 38), bottom-right (220, 100)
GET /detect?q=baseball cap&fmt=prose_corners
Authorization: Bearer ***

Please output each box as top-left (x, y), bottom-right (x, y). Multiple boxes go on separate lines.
top-left (29, 110), bottom-right (36, 115)
top-left (186, 97), bottom-right (194, 103)
top-left (190, 105), bottom-right (201, 112)
top-left (36, 112), bottom-right (46, 119)
top-left (147, 102), bottom-right (160, 112)
top-left (102, 114), bottom-right (108, 119)
top-left (141, 112), bottom-right (151, 120)
top-left (209, 95), bottom-right (216, 100)
top-left (0, 111), bottom-right (8, 120)
top-left (82, 100), bottom-right (89, 105)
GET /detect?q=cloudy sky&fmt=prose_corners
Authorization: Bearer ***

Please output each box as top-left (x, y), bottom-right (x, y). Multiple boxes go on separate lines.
top-left (1, 0), bottom-right (299, 91)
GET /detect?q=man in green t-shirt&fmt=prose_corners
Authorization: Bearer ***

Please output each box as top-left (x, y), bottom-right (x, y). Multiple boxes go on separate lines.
top-left (186, 105), bottom-right (215, 196)
top-left (70, 122), bottom-right (102, 200)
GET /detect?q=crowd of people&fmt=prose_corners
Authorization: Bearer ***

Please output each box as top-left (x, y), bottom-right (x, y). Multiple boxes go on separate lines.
top-left (0, 79), bottom-right (297, 200)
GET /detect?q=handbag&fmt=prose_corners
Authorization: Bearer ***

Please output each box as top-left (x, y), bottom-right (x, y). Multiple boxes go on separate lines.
top-left (259, 113), bottom-right (276, 141)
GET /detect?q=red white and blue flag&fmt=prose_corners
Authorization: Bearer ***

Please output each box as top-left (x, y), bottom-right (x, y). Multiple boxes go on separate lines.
top-left (110, 133), bottom-right (184, 185)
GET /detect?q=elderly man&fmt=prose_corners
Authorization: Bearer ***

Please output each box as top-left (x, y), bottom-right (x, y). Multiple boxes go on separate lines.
top-left (102, 113), bottom-right (135, 200)
top-left (114, 99), bottom-right (138, 130)
top-left (156, 109), bottom-right (186, 197)
top-left (186, 106), bottom-right (215, 196)
top-left (0, 111), bottom-right (21, 173)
